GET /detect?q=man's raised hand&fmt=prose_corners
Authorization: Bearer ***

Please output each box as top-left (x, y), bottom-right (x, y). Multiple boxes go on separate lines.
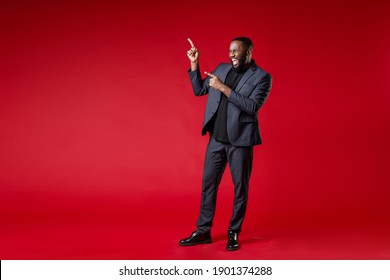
top-left (187, 38), bottom-right (199, 63)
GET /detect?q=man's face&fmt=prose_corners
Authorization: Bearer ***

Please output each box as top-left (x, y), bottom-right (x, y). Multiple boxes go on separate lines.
top-left (229, 40), bottom-right (251, 71)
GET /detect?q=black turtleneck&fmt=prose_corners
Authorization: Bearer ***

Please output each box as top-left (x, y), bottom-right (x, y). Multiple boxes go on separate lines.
top-left (212, 67), bottom-right (247, 143)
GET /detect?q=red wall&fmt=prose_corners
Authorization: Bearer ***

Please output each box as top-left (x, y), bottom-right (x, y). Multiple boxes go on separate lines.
top-left (1, 0), bottom-right (389, 245)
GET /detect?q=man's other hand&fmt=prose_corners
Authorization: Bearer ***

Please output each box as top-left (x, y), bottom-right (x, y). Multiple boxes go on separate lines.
top-left (205, 71), bottom-right (231, 97)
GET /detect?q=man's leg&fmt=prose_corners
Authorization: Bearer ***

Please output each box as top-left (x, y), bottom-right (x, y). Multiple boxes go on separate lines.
top-left (196, 137), bottom-right (227, 233)
top-left (226, 145), bottom-right (253, 233)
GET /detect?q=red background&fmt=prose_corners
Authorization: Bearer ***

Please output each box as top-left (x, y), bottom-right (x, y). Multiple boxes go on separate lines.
top-left (1, 0), bottom-right (389, 259)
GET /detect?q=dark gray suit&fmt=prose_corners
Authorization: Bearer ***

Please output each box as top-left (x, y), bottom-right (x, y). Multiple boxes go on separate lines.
top-left (188, 61), bottom-right (271, 233)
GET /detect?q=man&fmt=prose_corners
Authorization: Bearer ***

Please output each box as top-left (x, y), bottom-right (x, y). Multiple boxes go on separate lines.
top-left (179, 37), bottom-right (272, 251)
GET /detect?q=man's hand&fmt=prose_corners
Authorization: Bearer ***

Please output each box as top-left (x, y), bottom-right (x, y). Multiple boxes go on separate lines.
top-left (205, 71), bottom-right (232, 97)
top-left (187, 38), bottom-right (199, 63)
top-left (187, 38), bottom-right (200, 71)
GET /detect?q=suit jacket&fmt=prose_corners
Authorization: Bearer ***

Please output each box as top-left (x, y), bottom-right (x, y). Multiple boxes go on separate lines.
top-left (188, 61), bottom-right (272, 146)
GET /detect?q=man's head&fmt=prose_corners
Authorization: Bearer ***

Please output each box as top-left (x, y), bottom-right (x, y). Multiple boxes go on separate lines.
top-left (229, 37), bottom-right (253, 72)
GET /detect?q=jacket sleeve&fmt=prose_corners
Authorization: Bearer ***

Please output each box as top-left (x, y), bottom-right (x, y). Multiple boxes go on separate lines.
top-left (188, 69), bottom-right (211, 96)
top-left (228, 73), bottom-right (272, 115)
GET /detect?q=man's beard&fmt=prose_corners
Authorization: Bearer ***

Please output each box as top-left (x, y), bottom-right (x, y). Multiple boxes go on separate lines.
top-left (232, 56), bottom-right (248, 72)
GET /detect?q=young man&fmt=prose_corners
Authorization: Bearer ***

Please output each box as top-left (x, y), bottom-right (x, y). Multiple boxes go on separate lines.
top-left (180, 37), bottom-right (272, 251)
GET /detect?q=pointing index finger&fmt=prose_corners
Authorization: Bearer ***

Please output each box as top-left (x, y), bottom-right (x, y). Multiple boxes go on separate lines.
top-left (187, 38), bottom-right (195, 48)
top-left (204, 71), bottom-right (216, 78)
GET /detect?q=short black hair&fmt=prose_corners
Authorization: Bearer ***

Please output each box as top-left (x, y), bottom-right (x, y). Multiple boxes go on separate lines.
top-left (232, 37), bottom-right (253, 50)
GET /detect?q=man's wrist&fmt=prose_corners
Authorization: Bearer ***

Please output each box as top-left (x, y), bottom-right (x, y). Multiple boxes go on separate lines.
top-left (190, 61), bottom-right (199, 71)
top-left (221, 85), bottom-right (231, 97)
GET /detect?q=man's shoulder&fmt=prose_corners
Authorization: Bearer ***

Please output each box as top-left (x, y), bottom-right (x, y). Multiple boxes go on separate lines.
top-left (250, 62), bottom-right (269, 75)
top-left (248, 64), bottom-right (271, 83)
top-left (215, 63), bottom-right (231, 70)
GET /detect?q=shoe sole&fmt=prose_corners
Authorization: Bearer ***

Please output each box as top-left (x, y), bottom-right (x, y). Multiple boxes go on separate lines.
top-left (226, 245), bottom-right (240, 251)
top-left (179, 239), bottom-right (212, 246)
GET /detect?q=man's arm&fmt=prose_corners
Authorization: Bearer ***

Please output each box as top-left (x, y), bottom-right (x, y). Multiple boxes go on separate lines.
top-left (228, 73), bottom-right (272, 115)
top-left (206, 71), bottom-right (272, 115)
top-left (187, 38), bottom-right (210, 96)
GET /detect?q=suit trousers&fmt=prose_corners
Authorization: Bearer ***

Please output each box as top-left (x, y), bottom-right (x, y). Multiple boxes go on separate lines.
top-left (197, 137), bottom-right (253, 233)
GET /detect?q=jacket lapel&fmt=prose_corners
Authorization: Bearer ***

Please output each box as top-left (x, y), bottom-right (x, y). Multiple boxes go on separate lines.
top-left (220, 64), bottom-right (232, 83)
top-left (235, 62), bottom-right (257, 92)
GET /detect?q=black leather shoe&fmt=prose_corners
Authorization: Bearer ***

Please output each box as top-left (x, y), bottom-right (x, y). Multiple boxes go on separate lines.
top-left (179, 230), bottom-right (212, 246)
top-left (226, 231), bottom-right (240, 251)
